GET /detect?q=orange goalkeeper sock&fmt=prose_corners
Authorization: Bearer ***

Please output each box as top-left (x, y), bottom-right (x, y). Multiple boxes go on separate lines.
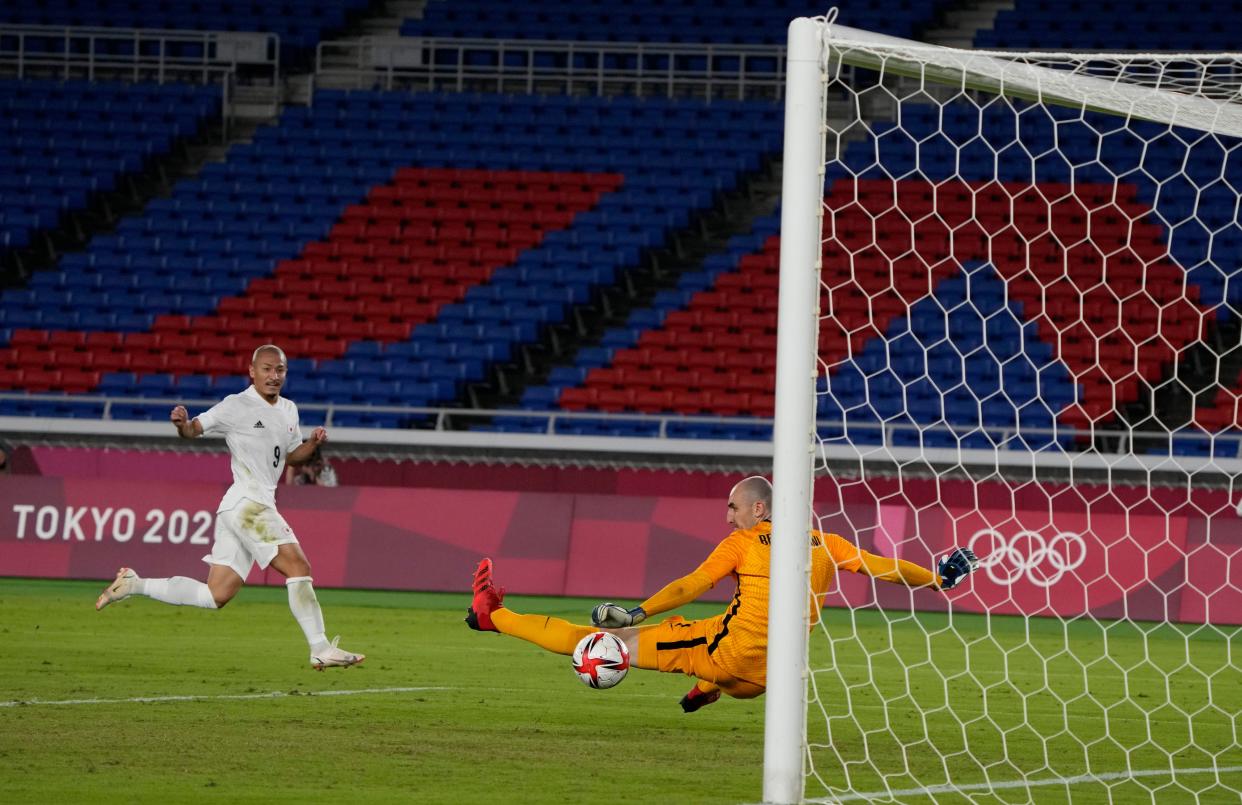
top-left (490, 608), bottom-right (592, 656)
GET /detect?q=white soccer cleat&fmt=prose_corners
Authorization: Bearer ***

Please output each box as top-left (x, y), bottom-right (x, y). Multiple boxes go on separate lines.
top-left (95, 567), bottom-right (141, 611)
top-left (310, 636), bottom-right (365, 670)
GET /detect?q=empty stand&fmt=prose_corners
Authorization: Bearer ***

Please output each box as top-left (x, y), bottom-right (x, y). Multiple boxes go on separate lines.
top-left (0, 89), bottom-right (782, 427)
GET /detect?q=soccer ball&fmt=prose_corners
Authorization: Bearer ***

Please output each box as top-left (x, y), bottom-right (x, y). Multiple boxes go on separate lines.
top-left (571, 631), bottom-right (630, 689)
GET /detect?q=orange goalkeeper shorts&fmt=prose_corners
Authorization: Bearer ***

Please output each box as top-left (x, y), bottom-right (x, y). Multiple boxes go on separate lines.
top-left (637, 615), bottom-right (765, 700)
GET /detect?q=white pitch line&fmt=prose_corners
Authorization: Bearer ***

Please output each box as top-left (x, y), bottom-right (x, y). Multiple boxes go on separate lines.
top-left (0, 686), bottom-right (451, 708)
top-left (816, 765), bottom-right (1242, 803)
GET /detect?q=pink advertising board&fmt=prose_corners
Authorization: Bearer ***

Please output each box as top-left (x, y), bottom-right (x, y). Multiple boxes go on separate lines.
top-left (2, 471), bottom-right (1239, 624)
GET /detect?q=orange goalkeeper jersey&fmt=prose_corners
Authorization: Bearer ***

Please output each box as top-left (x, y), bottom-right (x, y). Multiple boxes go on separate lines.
top-left (638, 521), bottom-right (938, 685)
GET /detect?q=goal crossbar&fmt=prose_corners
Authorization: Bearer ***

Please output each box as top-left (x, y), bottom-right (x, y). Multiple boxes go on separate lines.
top-left (822, 22), bottom-right (1242, 138)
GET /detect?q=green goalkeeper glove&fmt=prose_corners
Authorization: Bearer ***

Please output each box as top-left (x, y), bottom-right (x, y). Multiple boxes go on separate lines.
top-left (591, 602), bottom-right (647, 628)
top-left (937, 547), bottom-right (978, 590)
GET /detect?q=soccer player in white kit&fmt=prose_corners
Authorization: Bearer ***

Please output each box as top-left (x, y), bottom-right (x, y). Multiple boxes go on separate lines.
top-left (96, 344), bottom-right (365, 670)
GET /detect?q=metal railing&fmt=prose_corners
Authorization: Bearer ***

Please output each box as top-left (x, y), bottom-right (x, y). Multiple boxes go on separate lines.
top-left (0, 392), bottom-right (771, 438)
top-left (0, 24), bottom-right (281, 130)
top-left (0, 24), bottom-right (277, 80)
top-left (314, 36), bottom-right (786, 100)
top-left (1, 392), bottom-right (1240, 477)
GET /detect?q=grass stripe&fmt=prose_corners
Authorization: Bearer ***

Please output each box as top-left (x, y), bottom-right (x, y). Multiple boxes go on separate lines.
top-left (817, 765), bottom-right (1242, 802)
top-left (0, 686), bottom-right (451, 708)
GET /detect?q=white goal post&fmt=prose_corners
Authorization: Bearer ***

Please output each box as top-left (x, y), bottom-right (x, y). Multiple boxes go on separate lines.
top-left (767, 14), bottom-right (1242, 805)
top-left (765, 15), bottom-right (829, 804)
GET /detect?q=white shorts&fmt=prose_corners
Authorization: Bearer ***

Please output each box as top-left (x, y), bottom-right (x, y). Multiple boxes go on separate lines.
top-left (202, 500), bottom-right (299, 579)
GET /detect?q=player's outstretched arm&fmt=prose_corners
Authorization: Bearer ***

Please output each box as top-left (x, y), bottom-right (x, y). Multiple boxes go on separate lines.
top-left (170, 405), bottom-right (203, 439)
top-left (936, 547), bottom-right (978, 590)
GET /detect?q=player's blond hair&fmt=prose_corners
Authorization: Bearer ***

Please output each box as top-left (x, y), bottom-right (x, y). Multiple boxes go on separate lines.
top-left (251, 344), bottom-right (287, 365)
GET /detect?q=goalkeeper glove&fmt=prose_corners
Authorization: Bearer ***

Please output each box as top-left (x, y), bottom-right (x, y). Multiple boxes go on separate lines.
top-left (590, 602), bottom-right (647, 628)
top-left (937, 547), bottom-right (978, 590)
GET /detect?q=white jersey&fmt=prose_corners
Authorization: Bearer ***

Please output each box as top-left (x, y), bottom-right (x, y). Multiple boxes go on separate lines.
top-left (195, 385), bottom-right (304, 513)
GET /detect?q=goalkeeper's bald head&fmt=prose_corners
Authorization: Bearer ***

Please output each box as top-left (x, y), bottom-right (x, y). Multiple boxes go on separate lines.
top-left (735, 475), bottom-right (772, 510)
top-left (728, 476), bottom-right (773, 528)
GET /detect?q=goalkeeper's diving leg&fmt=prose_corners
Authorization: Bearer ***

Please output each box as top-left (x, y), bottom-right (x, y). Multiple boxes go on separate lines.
top-left (465, 558), bottom-right (753, 710)
top-left (465, 558), bottom-right (601, 652)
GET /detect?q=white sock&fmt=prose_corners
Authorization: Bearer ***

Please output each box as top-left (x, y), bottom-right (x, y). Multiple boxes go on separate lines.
top-left (286, 576), bottom-right (328, 651)
top-left (142, 577), bottom-right (218, 609)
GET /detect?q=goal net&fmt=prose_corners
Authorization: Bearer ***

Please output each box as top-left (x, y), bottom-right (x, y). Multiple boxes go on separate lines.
top-left (766, 15), bottom-right (1242, 804)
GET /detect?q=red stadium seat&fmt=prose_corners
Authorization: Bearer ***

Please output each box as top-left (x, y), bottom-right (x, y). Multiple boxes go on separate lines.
top-left (658, 369), bottom-right (696, 389)
top-left (596, 388), bottom-right (635, 410)
top-left (621, 368), bottom-right (661, 388)
top-left (336, 320), bottom-right (373, 340)
top-left (286, 298), bottom-right (330, 317)
top-left (650, 349), bottom-right (688, 370)
top-left (0, 368), bottom-right (23, 389)
top-left (373, 243), bottom-right (409, 261)
top-left (330, 221), bottom-right (367, 239)
top-left (60, 369), bottom-right (100, 392)
top-left (559, 387), bottom-right (597, 411)
top-left (21, 369), bottom-right (62, 392)
top-left (9, 329), bottom-right (49, 347)
top-left (151, 314), bottom-right (193, 333)
top-left (633, 390), bottom-right (673, 413)
top-left (48, 331), bottom-right (87, 348)
top-left (371, 322), bottom-right (410, 341)
top-left (14, 347), bottom-right (53, 368)
top-left (694, 371), bottom-right (732, 392)
top-left (750, 393), bottom-right (776, 415)
top-left (204, 352), bottom-right (247, 375)
top-left (586, 367), bottom-right (623, 386)
top-left (83, 331), bottom-right (124, 348)
top-left (668, 389), bottom-right (709, 414)
top-left (92, 351), bottom-right (133, 373)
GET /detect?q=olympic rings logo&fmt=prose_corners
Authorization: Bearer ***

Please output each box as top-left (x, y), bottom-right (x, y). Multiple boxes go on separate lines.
top-left (967, 528), bottom-right (1088, 587)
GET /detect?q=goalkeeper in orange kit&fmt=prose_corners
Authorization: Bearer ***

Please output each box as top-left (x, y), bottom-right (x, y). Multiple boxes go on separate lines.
top-left (465, 475), bottom-right (977, 712)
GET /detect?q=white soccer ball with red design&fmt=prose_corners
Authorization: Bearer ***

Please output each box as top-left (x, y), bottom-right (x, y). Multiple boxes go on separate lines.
top-left (572, 631), bottom-right (630, 689)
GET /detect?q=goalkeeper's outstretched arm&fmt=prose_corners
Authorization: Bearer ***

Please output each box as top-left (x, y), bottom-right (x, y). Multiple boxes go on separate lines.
top-left (638, 569), bottom-right (715, 616)
top-left (853, 551), bottom-right (939, 587)
top-left (591, 569), bottom-right (715, 628)
top-left (851, 546), bottom-right (978, 591)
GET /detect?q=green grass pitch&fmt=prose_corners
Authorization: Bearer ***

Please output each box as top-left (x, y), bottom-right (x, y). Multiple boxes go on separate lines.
top-left (1, 578), bottom-right (1239, 803)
